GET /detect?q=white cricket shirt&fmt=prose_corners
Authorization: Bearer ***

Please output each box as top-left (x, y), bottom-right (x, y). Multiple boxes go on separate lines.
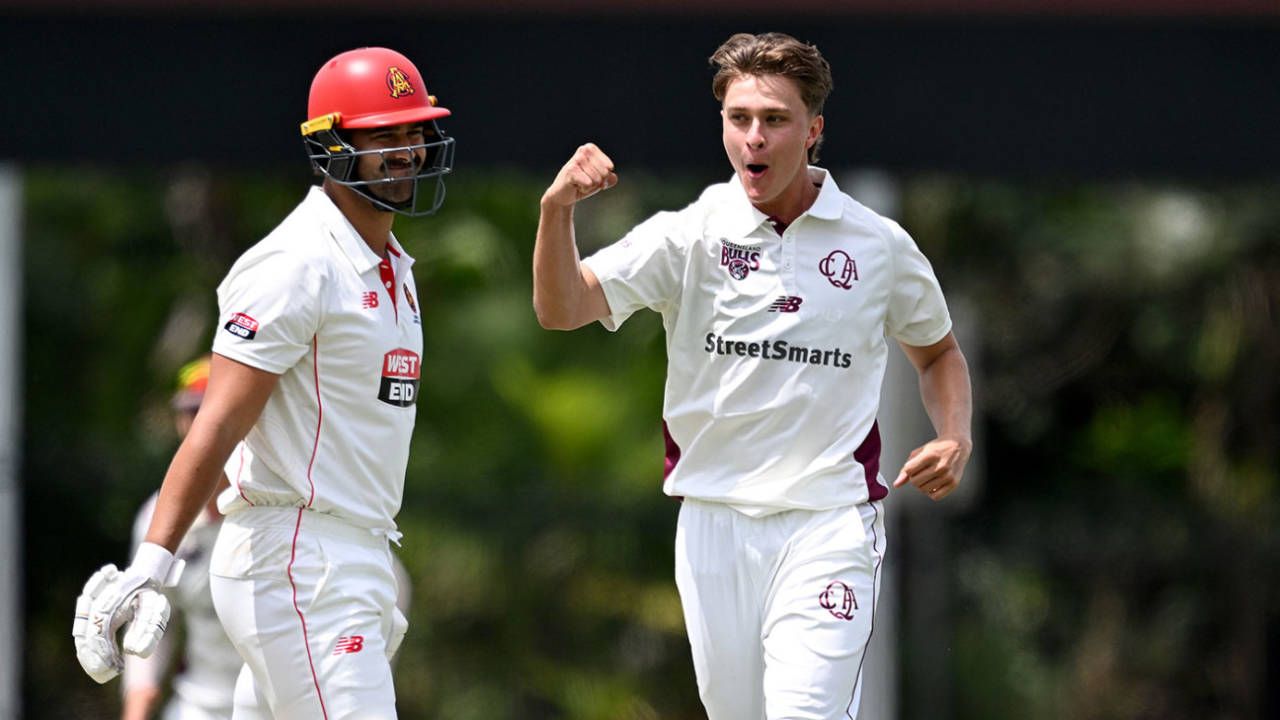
top-left (213, 186), bottom-right (423, 532)
top-left (583, 168), bottom-right (951, 515)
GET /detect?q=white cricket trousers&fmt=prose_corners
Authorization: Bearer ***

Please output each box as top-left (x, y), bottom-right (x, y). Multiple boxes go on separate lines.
top-left (675, 499), bottom-right (886, 720)
top-left (210, 506), bottom-right (404, 720)
top-left (158, 699), bottom-right (231, 720)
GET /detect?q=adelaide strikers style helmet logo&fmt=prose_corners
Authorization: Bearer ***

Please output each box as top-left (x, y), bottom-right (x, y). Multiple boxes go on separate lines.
top-left (386, 66), bottom-right (415, 98)
top-left (819, 250), bottom-right (859, 290)
top-left (819, 581), bottom-right (859, 621)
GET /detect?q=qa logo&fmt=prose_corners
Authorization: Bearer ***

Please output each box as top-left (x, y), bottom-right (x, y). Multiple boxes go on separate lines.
top-left (818, 250), bottom-right (859, 290)
top-left (819, 581), bottom-right (858, 621)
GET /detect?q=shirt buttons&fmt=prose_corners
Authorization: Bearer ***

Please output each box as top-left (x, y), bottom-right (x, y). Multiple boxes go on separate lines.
top-left (385, 281), bottom-right (392, 288)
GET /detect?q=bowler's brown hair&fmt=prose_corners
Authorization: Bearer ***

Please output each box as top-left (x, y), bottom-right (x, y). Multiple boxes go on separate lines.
top-left (710, 32), bottom-right (833, 162)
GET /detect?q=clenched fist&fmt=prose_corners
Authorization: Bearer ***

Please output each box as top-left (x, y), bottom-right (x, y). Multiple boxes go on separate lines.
top-left (542, 143), bottom-right (618, 208)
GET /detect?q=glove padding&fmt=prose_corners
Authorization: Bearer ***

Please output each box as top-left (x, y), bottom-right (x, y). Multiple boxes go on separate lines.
top-left (72, 544), bottom-right (183, 684)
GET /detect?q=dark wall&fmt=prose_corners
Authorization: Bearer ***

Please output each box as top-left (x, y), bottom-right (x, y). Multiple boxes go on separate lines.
top-left (5, 12), bottom-right (1279, 178)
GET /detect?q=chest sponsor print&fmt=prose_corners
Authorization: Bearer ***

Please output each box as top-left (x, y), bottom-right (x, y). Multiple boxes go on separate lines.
top-left (704, 332), bottom-right (852, 369)
top-left (378, 348), bottom-right (421, 407)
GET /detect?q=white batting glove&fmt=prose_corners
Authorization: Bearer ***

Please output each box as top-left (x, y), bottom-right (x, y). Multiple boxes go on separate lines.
top-left (72, 542), bottom-right (185, 684)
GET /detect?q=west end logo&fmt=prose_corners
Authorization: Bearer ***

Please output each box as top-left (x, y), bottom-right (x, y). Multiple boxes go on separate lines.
top-left (223, 312), bottom-right (259, 340)
top-left (378, 348), bottom-right (421, 407)
top-left (819, 250), bottom-right (858, 290)
top-left (720, 239), bottom-right (760, 281)
top-left (387, 67), bottom-right (415, 99)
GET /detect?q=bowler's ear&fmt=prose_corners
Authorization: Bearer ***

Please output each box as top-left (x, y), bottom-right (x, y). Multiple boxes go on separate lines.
top-left (806, 114), bottom-right (824, 149)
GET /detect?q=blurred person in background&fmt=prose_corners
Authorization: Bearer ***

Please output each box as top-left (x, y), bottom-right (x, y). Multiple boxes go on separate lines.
top-left (533, 32), bottom-right (972, 719)
top-left (74, 45), bottom-right (450, 720)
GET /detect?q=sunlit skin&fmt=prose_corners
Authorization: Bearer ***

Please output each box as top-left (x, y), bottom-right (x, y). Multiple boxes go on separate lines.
top-left (721, 74), bottom-right (824, 225)
top-left (323, 122), bottom-right (426, 257)
top-left (350, 122), bottom-right (427, 205)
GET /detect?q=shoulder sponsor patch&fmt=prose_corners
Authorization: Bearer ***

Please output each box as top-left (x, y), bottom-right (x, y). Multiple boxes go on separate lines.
top-left (379, 348), bottom-right (420, 407)
top-left (223, 313), bottom-right (259, 340)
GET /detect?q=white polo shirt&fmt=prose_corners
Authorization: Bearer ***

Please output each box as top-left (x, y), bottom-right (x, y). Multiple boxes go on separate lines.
top-left (213, 186), bottom-right (423, 532)
top-left (583, 168), bottom-right (951, 515)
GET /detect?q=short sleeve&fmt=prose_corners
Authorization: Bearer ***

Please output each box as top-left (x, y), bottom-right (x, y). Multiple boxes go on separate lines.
top-left (212, 249), bottom-right (324, 373)
top-left (581, 211), bottom-right (687, 331)
top-left (884, 219), bottom-right (952, 347)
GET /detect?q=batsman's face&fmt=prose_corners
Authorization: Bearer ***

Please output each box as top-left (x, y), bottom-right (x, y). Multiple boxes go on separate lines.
top-left (348, 123), bottom-right (428, 204)
top-left (721, 74), bottom-right (822, 219)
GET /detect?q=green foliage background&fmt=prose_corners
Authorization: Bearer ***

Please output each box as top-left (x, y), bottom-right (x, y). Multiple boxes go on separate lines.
top-left (20, 166), bottom-right (1280, 719)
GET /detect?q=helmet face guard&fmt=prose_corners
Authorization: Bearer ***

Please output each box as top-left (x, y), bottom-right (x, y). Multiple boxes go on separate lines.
top-left (301, 47), bottom-right (456, 217)
top-left (303, 115), bottom-right (455, 216)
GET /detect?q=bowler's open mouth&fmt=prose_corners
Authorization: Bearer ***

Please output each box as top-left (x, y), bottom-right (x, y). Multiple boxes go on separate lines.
top-left (746, 163), bottom-right (768, 177)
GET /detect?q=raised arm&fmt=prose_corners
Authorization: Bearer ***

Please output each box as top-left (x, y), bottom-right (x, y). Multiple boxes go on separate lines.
top-left (892, 331), bottom-right (973, 501)
top-left (533, 143), bottom-right (617, 331)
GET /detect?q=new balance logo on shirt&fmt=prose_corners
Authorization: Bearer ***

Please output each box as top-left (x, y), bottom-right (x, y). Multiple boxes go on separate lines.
top-left (768, 296), bottom-right (803, 313)
top-left (333, 636), bottom-right (364, 655)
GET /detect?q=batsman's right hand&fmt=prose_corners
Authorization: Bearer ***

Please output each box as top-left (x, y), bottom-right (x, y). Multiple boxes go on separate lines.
top-left (542, 143), bottom-right (617, 208)
top-left (72, 543), bottom-right (183, 684)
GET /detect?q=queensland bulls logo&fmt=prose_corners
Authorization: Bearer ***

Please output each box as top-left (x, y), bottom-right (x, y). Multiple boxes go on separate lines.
top-left (720, 240), bottom-right (760, 281)
top-left (378, 348), bottom-right (421, 407)
top-left (819, 250), bottom-right (858, 289)
top-left (387, 66), bottom-right (416, 99)
top-left (819, 581), bottom-right (858, 621)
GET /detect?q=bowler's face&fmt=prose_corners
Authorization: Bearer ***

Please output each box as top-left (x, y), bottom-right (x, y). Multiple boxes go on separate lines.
top-left (721, 74), bottom-right (822, 219)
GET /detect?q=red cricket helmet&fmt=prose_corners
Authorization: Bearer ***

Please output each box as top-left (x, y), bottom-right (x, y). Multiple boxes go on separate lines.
top-left (301, 47), bottom-right (456, 216)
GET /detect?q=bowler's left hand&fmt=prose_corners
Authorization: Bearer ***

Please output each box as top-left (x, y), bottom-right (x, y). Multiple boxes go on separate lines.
top-left (893, 437), bottom-right (970, 501)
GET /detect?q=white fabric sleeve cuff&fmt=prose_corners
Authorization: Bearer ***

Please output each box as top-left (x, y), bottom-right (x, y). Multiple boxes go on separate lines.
top-left (130, 542), bottom-right (176, 585)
